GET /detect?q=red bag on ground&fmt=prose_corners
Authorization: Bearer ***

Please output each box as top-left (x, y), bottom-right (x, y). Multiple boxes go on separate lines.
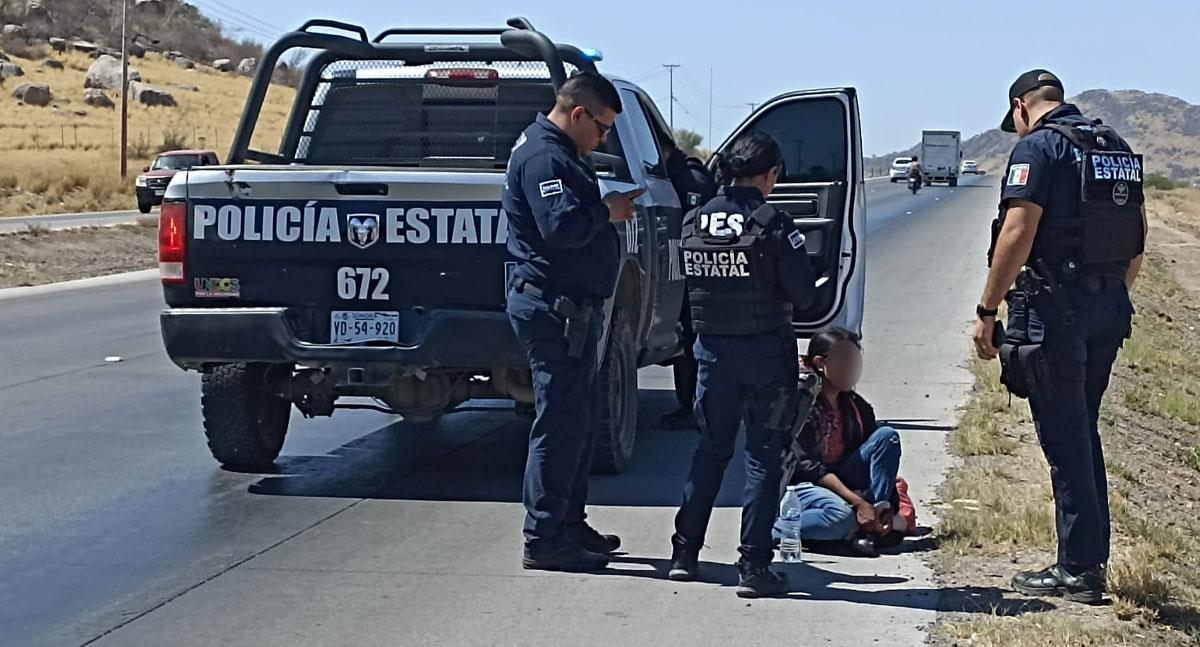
top-left (895, 476), bottom-right (918, 535)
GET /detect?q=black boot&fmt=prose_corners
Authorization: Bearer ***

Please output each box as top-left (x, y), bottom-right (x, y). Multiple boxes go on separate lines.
top-left (522, 544), bottom-right (609, 573)
top-left (668, 544), bottom-right (699, 582)
top-left (735, 559), bottom-right (789, 598)
top-left (566, 523), bottom-right (621, 555)
top-left (1012, 564), bottom-right (1105, 604)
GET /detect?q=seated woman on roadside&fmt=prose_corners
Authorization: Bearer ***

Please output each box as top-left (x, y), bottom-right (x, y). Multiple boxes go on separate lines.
top-left (780, 329), bottom-right (905, 557)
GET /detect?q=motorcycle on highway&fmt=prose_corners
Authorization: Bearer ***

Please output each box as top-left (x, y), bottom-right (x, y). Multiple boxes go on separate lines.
top-left (906, 157), bottom-right (923, 195)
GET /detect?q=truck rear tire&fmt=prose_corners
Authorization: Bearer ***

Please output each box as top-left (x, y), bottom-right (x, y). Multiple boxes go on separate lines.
top-left (591, 308), bottom-right (638, 474)
top-left (201, 363), bottom-right (291, 470)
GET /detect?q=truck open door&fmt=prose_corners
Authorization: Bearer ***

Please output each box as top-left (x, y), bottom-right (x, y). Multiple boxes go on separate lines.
top-left (712, 88), bottom-right (866, 337)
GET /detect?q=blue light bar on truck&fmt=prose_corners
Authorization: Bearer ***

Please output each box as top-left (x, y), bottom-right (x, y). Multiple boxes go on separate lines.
top-left (580, 48), bottom-right (603, 62)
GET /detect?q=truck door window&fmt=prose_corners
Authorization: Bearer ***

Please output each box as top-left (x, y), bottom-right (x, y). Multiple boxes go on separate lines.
top-left (636, 91), bottom-right (674, 178)
top-left (748, 98), bottom-right (847, 183)
top-left (617, 88), bottom-right (665, 178)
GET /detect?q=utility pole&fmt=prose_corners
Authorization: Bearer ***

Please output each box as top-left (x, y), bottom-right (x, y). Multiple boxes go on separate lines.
top-left (746, 102), bottom-right (758, 114)
top-left (119, 0), bottom-right (129, 178)
top-left (663, 63), bottom-right (680, 131)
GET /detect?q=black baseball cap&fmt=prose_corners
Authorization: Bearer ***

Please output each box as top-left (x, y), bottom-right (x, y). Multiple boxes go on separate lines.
top-left (1001, 69), bottom-right (1064, 132)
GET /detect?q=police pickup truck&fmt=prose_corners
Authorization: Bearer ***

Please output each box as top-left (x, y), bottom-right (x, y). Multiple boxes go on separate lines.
top-left (158, 17), bottom-right (867, 472)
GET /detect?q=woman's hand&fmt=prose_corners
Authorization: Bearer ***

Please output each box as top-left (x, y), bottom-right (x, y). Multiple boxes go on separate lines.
top-left (853, 500), bottom-right (879, 532)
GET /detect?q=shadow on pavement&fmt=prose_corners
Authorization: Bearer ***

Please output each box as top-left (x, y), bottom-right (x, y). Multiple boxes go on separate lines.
top-left (601, 556), bottom-right (1055, 616)
top-left (247, 389), bottom-right (751, 508)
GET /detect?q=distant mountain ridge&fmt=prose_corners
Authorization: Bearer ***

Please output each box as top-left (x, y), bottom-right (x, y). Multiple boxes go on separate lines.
top-left (868, 89), bottom-right (1200, 184)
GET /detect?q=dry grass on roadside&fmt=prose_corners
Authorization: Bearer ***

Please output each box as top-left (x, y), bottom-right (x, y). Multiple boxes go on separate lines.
top-left (943, 614), bottom-right (1139, 647)
top-left (938, 357), bottom-right (1055, 557)
top-left (0, 48), bottom-right (294, 216)
top-left (950, 354), bottom-right (1023, 457)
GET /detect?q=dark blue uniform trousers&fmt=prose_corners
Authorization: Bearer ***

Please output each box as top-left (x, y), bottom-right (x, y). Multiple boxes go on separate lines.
top-left (507, 289), bottom-right (604, 551)
top-left (1021, 281), bottom-right (1133, 571)
top-left (673, 331), bottom-right (796, 566)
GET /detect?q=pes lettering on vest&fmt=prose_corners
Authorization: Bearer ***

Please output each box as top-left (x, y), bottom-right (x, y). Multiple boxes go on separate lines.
top-left (191, 202), bottom-right (510, 247)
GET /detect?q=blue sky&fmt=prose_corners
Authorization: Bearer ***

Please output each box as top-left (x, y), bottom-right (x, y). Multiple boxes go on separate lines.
top-left (192, 0), bottom-right (1199, 154)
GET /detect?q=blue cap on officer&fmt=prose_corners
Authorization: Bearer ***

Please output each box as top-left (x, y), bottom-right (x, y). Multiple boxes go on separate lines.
top-left (1001, 69), bottom-right (1064, 133)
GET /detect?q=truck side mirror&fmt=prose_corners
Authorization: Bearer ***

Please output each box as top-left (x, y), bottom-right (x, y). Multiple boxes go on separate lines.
top-left (591, 152), bottom-right (632, 183)
top-left (143, 166), bottom-right (150, 172)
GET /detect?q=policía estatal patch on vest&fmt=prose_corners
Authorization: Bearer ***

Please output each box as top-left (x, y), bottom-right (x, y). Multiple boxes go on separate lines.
top-left (681, 249), bottom-right (752, 278)
top-left (190, 201), bottom-right (510, 247)
top-left (1087, 152), bottom-right (1142, 182)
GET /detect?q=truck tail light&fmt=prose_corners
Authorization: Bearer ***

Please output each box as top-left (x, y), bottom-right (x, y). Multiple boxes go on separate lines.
top-left (159, 201), bottom-right (186, 284)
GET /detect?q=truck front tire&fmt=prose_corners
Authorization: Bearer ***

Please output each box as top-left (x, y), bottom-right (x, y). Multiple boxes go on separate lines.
top-left (591, 308), bottom-right (638, 474)
top-left (137, 200), bottom-right (152, 214)
top-left (201, 363), bottom-right (291, 470)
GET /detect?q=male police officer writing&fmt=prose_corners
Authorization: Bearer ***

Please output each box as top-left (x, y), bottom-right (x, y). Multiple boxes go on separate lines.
top-left (504, 71), bottom-right (641, 573)
top-left (974, 70), bottom-right (1147, 603)
top-left (668, 131), bottom-right (815, 598)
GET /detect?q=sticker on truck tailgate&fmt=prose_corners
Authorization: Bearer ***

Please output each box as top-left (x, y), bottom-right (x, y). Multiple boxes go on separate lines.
top-left (190, 201), bottom-right (510, 246)
top-left (194, 277), bottom-right (240, 298)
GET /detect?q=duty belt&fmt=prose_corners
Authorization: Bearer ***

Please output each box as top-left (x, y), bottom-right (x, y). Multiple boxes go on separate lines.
top-left (511, 278), bottom-right (599, 358)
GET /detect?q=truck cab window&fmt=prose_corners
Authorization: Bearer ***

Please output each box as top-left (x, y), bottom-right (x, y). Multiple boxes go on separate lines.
top-left (613, 88), bottom-right (665, 178)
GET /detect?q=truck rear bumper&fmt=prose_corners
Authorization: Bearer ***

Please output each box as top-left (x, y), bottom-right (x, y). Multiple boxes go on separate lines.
top-left (160, 307), bottom-right (529, 370)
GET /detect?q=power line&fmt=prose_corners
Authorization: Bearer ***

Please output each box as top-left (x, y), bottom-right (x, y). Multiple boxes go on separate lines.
top-left (198, 0), bottom-right (283, 34)
top-left (679, 67), bottom-right (742, 110)
top-left (190, 0), bottom-right (278, 41)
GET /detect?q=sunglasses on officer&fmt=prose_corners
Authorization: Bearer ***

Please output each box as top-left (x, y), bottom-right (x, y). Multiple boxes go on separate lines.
top-left (582, 107), bottom-right (614, 138)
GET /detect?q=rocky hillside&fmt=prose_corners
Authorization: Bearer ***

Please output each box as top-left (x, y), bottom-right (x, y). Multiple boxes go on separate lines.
top-left (0, 0), bottom-right (262, 65)
top-left (868, 90), bottom-right (1200, 184)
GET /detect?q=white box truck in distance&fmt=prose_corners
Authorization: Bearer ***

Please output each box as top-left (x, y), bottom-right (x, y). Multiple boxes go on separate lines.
top-left (921, 130), bottom-right (962, 186)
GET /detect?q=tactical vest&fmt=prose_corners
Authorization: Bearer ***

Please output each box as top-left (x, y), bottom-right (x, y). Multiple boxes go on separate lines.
top-left (681, 204), bottom-right (793, 335)
top-left (990, 118), bottom-right (1145, 272)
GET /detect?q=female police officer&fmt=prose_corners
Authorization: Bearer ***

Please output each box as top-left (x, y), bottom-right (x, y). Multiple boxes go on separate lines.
top-left (668, 131), bottom-right (816, 598)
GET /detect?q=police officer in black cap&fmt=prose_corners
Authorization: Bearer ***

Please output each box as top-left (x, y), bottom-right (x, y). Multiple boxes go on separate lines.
top-left (504, 70), bottom-right (642, 573)
top-left (974, 69), bottom-right (1147, 603)
top-left (668, 131), bottom-right (815, 598)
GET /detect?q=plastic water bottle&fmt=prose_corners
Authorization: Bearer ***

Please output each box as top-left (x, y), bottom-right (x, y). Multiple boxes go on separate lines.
top-left (778, 485), bottom-right (804, 563)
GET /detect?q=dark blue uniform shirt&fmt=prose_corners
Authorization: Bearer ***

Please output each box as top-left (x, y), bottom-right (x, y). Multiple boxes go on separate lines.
top-left (503, 114), bottom-right (620, 299)
top-left (685, 185), bottom-right (815, 311)
top-left (1001, 103), bottom-right (1128, 277)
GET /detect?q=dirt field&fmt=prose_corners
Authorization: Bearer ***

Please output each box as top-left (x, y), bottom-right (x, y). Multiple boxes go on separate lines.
top-left (0, 221), bottom-right (157, 289)
top-left (0, 48), bottom-right (293, 217)
top-left (933, 189), bottom-right (1200, 646)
